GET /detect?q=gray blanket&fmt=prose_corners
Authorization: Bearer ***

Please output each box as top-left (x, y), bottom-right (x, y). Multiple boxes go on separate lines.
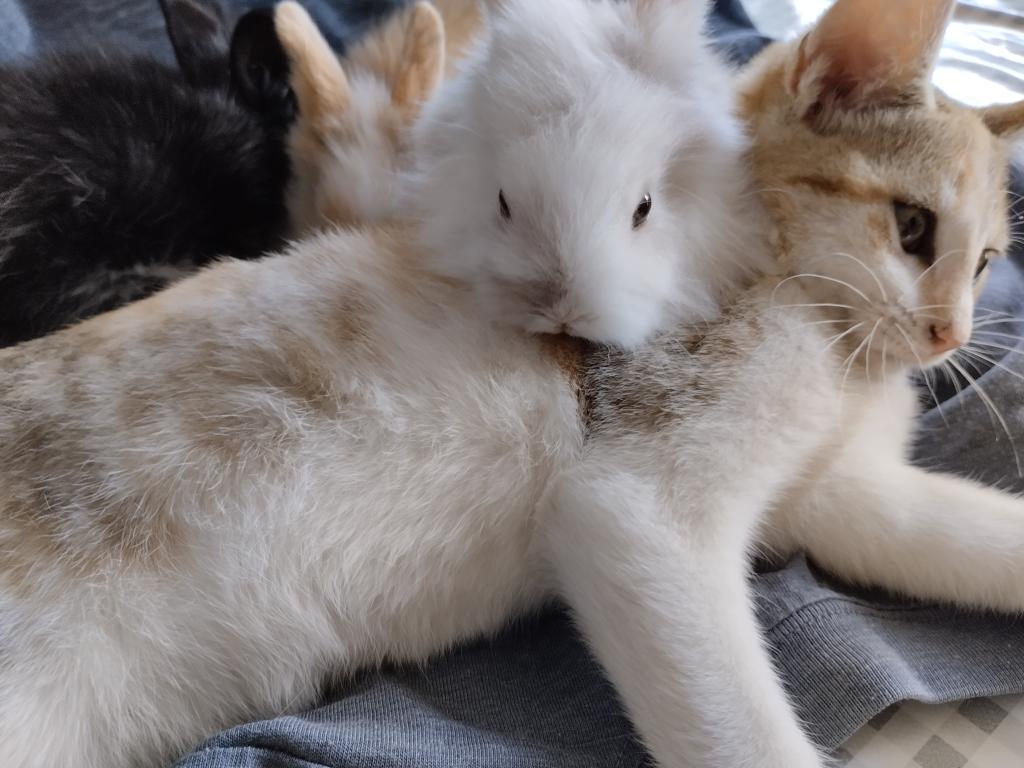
top-left (7, 1), bottom-right (1024, 764)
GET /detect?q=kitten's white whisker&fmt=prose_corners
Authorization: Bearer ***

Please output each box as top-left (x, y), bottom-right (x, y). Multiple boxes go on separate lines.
top-left (973, 318), bottom-right (1022, 330)
top-left (839, 321), bottom-right (878, 406)
top-left (969, 340), bottom-right (1024, 357)
top-left (817, 251), bottom-right (888, 302)
top-left (904, 249), bottom-right (961, 293)
top-left (960, 347), bottom-right (1024, 385)
top-left (943, 359), bottom-right (974, 416)
top-left (864, 324), bottom-right (879, 385)
top-left (822, 322), bottom-right (865, 352)
top-left (801, 318), bottom-right (852, 327)
top-left (975, 306), bottom-right (1019, 321)
top-left (771, 273), bottom-right (871, 305)
top-left (895, 324), bottom-right (946, 422)
top-left (771, 303), bottom-right (858, 312)
top-left (972, 330), bottom-right (1024, 343)
top-left (947, 356), bottom-right (1023, 477)
top-left (880, 335), bottom-right (893, 409)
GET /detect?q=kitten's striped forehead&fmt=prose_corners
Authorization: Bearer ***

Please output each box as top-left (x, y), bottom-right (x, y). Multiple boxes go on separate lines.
top-left (741, 44), bottom-right (1011, 253)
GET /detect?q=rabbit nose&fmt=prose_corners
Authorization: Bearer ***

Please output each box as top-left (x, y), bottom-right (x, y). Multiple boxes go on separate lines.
top-left (929, 323), bottom-right (965, 355)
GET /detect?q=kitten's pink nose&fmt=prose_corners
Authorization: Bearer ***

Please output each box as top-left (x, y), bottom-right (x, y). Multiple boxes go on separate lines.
top-left (929, 323), bottom-right (965, 355)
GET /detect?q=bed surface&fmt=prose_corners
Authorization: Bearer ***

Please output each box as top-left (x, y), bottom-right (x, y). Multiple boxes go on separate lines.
top-left (840, 695), bottom-right (1024, 768)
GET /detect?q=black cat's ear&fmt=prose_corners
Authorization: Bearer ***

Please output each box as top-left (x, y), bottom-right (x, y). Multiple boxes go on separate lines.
top-left (159, 0), bottom-right (231, 90)
top-left (229, 8), bottom-right (297, 123)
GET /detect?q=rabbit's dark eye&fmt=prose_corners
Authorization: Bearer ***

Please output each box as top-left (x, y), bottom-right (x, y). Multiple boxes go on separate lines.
top-left (632, 193), bottom-right (652, 229)
top-left (893, 201), bottom-right (937, 265)
top-left (498, 190), bottom-right (511, 222)
top-left (976, 249), bottom-right (997, 280)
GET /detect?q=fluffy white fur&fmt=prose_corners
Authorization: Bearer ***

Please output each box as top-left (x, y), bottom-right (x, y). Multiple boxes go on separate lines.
top-left (0, 229), bottom-right (579, 767)
top-left (408, 0), bottom-right (770, 347)
top-left (3, 2), bottom-right (1024, 768)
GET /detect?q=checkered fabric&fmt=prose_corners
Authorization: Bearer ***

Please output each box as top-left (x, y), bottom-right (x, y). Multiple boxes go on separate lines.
top-left (836, 696), bottom-right (1024, 767)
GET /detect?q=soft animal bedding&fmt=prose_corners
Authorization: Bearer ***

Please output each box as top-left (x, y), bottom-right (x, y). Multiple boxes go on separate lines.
top-left (5, 1), bottom-right (1024, 766)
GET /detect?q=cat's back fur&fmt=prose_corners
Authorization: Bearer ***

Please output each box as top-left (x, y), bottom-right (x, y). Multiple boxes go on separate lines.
top-left (0, 223), bottom-right (581, 768)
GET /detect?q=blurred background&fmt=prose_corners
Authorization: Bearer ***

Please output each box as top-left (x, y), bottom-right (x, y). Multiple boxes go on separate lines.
top-left (6, 1), bottom-right (1023, 108)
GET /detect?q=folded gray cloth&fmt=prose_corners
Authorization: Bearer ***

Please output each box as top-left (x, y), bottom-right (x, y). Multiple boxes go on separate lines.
top-left (11, 1), bottom-right (1024, 764)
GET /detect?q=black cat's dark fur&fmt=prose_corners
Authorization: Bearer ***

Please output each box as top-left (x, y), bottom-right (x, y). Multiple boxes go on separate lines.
top-left (0, 0), bottom-right (297, 347)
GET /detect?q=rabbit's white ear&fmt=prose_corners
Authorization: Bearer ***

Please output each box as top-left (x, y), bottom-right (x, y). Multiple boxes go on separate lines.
top-left (787, 0), bottom-right (954, 127)
top-left (392, 2), bottom-right (446, 116)
top-left (274, 1), bottom-right (350, 128)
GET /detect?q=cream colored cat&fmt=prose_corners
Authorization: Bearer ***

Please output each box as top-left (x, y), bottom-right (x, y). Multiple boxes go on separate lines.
top-left (1, 3), bottom-right (1023, 768)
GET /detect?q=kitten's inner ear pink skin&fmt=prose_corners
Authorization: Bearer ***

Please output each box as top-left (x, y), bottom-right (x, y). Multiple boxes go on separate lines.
top-left (788, 0), bottom-right (955, 124)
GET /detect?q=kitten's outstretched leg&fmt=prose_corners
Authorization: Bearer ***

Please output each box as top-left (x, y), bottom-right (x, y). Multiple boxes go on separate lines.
top-left (769, 461), bottom-right (1024, 613)
top-left (541, 466), bottom-right (825, 768)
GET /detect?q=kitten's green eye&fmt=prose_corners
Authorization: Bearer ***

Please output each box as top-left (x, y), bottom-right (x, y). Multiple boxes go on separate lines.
top-left (976, 249), bottom-right (997, 280)
top-left (498, 190), bottom-right (511, 222)
top-left (632, 193), bottom-right (652, 230)
top-left (893, 201), bottom-right (937, 264)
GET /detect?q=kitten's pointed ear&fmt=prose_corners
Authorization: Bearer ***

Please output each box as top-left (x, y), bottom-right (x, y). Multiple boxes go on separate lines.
top-left (272, 1), bottom-right (350, 129)
top-left (229, 8), bottom-right (295, 122)
top-left (788, 0), bottom-right (954, 127)
top-left (392, 2), bottom-right (446, 117)
top-left (159, 0), bottom-right (230, 90)
top-left (978, 101), bottom-right (1024, 139)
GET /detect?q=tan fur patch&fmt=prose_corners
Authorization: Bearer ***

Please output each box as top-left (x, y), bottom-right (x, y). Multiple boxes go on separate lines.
top-left (539, 334), bottom-right (591, 423)
top-left (392, 2), bottom-right (446, 115)
top-left (276, 1), bottom-right (350, 124)
top-left (0, 421), bottom-right (186, 592)
top-left (785, 174), bottom-right (891, 204)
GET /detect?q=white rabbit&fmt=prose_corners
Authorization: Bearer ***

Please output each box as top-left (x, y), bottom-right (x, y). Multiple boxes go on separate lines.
top-left (408, 0), bottom-right (770, 347)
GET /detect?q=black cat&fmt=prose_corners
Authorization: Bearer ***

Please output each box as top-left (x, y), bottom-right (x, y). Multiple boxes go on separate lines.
top-left (0, 0), bottom-right (297, 346)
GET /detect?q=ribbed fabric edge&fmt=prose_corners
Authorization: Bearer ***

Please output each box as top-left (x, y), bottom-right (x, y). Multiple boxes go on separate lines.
top-left (766, 598), bottom-right (1024, 749)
